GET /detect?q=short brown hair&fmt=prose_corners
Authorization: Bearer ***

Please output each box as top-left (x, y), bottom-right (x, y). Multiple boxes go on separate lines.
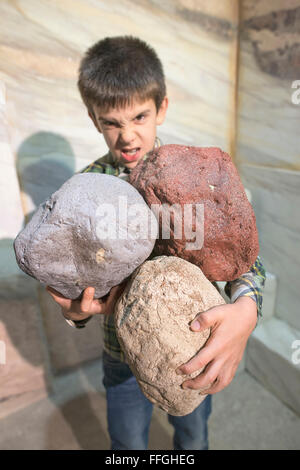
top-left (77, 36), bottom-right (166, 114)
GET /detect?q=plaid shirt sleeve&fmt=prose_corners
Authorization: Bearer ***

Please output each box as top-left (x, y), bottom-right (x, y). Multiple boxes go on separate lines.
top-left (224, 256), bottom-right (266, 318)
top-left (80, 159), bottom-right (118, 175)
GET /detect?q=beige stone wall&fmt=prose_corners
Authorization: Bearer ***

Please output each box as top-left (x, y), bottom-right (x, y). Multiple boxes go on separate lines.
top-left (0, 0), bottom-right (299, 412)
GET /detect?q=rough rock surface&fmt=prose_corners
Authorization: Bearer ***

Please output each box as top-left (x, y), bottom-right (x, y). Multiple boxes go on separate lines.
top-left (129, 144), bottom-right (259, 281)
top-left (115, 255), bottom-right (225, 416)
top-left (14, 173), bottom-right (157, 299)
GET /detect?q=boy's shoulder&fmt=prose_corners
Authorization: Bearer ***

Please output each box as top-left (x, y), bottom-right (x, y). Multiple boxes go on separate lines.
top-left (79, 151), bottom-right (118, 175)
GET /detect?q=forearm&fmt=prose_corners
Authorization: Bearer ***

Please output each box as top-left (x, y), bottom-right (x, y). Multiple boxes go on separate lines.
top-left (233, 295), bottom-right (258, 331)
top-left (224, 256), bottom-right (266, 319)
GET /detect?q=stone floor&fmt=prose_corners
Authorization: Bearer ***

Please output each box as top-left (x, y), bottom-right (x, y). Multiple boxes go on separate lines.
top-left (0, 359), bottom-right (299, 450)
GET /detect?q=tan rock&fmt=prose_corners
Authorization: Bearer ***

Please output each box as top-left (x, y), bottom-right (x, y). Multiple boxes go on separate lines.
top-left (115, 256), bottom-right (225, 416)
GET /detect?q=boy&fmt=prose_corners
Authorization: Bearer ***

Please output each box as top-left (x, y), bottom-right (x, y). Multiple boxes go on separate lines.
top-left (47, 36), bottom-right (266, 450)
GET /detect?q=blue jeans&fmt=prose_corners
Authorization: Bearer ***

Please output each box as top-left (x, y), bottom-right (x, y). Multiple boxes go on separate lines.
top-left (102, 351), bottom-right (212, 450)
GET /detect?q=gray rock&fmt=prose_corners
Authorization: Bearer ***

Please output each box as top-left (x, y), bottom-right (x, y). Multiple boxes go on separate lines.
top-left (115, 255), bottom-right (225, 416)
top-left (14, 173), bottom-right (157, 299)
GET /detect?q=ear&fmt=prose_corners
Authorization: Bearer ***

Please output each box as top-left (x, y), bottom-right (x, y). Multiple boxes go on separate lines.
top-left (156, 96), bottom-right (168, 126)
top-left (88, 109), bottom-right (102, 134)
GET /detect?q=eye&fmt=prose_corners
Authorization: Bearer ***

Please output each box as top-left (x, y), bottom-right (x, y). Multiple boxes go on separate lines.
top-left (135, 114), bottom-right (146, 122)
top-left (104, 121), bottom-right (116, 127)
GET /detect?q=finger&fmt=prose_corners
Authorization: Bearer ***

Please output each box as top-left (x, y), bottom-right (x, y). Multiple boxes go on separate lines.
top-left (190, 305), bottom-right (225, 332)
top-left (108, 283), bottom-right (127, 301)
top-left (204, 361), bottom-right (239, 395)
top-left (97, 283), bottom-right (127, 316)
top-left (181, 359), bottom-right (221, 391)
top-left (80, 287), bottom-right (95, 314)
top-left (183, 360), bottom-right (236, 395)
top-left (46, 286), bottom-right (71, 310)
top-left (176, 340), bottom-right (216, 376)
top-left (200, 370), bottom-right (233, 395)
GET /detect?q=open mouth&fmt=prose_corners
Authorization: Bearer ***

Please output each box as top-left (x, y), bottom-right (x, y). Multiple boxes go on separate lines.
top-left (121, 147), bottom-right (141, 162)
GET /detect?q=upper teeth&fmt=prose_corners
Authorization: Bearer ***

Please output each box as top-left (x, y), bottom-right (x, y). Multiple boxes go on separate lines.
top-left (125, 149), bottom-right (137, 155)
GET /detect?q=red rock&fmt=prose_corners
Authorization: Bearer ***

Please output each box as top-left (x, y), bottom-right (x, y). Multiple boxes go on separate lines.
top-left (129, 144), bottom-right (259, 281)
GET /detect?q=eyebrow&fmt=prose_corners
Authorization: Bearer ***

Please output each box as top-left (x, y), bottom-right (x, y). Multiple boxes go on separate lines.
top-left (98, 116), bottom-right (118, 124)
top-left (98, 108), bottom-right (151, 124)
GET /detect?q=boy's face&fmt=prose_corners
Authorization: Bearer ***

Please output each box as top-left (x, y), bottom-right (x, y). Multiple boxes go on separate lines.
top-left (89, 96), bottom-right (168, 169)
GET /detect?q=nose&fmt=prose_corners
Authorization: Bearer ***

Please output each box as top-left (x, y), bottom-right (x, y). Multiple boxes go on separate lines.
top-left (118, 126), bottom-right (135, 146)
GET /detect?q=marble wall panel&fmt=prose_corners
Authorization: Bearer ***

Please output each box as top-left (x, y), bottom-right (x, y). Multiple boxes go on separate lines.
top-left (0, 81), bottom-right (25, 285)
top-left (0, 75), bottom-right (49, 405)
top-left (0, 82), bottom-right (23, 235)
top-left (246, 317), bottom-right (300, 414)
top-left (236, 0), bottom-right (300, 330)
top-left (237, 0), bottom-right (300, 170)
top-left (240, 164), bottom-right (300, 331)
top-left (0, 298), bottom-right (48, 404)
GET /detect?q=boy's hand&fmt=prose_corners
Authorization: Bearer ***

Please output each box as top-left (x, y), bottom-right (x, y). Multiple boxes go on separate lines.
top-left (176, 296), bottom-right (257, 394)
top-left (46, 282), bottom-right (127, 322)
